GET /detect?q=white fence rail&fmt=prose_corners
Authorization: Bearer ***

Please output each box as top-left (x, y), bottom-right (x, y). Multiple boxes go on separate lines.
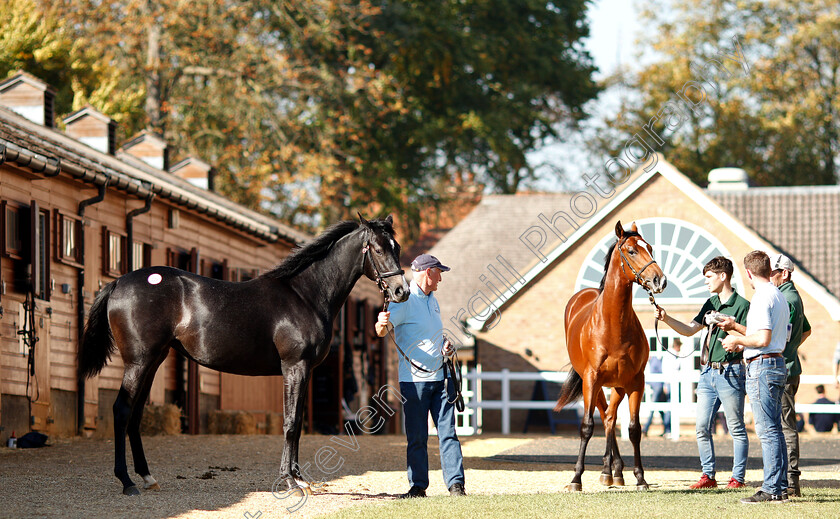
top-left (462, 369), bottom-right (840, 438)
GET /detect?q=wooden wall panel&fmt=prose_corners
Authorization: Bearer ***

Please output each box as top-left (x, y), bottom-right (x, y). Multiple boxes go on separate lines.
top-left (220, 373), bottom-right (283, 414)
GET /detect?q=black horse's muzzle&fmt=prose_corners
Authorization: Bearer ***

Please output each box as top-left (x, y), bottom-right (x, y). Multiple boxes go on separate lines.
top-left (384, 272), bottom-right (409, 302)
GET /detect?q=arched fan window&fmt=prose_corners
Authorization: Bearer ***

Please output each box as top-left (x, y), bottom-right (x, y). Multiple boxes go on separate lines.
top-left (574, 218), bottom-right (743, 305)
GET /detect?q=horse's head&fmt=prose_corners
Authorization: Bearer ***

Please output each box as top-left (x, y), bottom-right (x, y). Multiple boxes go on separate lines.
top-left (359, 214), bottom-right (410, 303)
top-left (614, 221), bottom-right (667, 293)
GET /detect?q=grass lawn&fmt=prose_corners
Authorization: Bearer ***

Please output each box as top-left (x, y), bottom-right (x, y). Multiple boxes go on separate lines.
top-left (318, 487), bottom-right (840, 519)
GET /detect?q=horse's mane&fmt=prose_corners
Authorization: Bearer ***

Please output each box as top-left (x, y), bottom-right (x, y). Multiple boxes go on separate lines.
top-left (598, 231), bottom-right (641, 292)
top-left (264, 218), bottom-right (396, 280)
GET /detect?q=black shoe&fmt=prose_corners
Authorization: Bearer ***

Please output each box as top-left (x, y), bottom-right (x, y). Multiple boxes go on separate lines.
top-left (740, 490), bottom-right (788, 504)
top-left (449, 483), bottom-right (466, 496)
top-left (398, 486), bottom-right (426, 499)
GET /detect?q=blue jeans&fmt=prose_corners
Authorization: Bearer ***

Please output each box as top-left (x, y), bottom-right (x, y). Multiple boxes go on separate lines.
top-left (400, 381), bottom-right (465, 490)
top-left (695, 364), bottom-right (749, 482)
top-left (746, 356), bottom-right (788, 496)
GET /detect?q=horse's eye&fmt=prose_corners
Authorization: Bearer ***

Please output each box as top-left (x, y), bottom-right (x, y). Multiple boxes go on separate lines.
top-left (628, 248), bottom-right (637, 255)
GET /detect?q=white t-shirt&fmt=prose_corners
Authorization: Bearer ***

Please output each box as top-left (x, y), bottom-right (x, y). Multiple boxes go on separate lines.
top-left (743, 281), bottom-right (790, 359)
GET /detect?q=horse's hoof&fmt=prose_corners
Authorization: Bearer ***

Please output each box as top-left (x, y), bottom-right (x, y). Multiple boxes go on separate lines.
top-left (565, 483), bottom-right (583, 492)
top-left (614, 477), bottom-right (625, 487)
top-left (599, 474), bottom-right (613, 486)
top-left (636, 483), bottom-right (650, 491)
top-left (123, 485), bottom-right (141, 496)
top-left (145, 482), bottom-right (161, 491)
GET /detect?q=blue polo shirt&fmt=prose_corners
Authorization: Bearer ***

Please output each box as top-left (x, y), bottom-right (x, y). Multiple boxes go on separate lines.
top-left (388, 280), bottom-right (445, 382)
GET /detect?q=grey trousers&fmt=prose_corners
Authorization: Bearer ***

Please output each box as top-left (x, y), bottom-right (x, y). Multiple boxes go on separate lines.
top-left (780, 375), bottom-right (800, 483)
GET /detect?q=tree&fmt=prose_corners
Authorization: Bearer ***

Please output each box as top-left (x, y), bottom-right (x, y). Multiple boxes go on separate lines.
top-left (591, 0), bottom-right (839, 187)
top-left (288, 0), bottom-right (601, 231)
top-left (45, 0), bottom-right (600, 235)
top-left (0, 0), bottom-right (144, 128)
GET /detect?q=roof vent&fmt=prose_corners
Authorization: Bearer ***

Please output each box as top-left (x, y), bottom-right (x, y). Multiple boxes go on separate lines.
top-left (707, 167), bottom-right (749, 191)
top-left (63, 106), bottom-right (117, 155)
top-left (170, 156), bottom-right (216, 191)
top-left (118, 130), bottom-right (169, 170)
top-left (0, 71), bottom-right (56, 127)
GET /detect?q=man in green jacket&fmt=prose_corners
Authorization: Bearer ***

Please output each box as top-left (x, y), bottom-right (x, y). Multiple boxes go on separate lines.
top-left (769, 254), bottom-right (811, 498)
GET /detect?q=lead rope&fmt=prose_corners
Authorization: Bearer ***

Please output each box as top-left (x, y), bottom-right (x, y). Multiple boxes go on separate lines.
top-left (365, 244), bottom-right (462, 409)
top-left (617, 238), bottom-right (695, 360)
top-left (378, 288), bottom-right (462, 409)
top-left (647, 290), bottom-right (699, 360)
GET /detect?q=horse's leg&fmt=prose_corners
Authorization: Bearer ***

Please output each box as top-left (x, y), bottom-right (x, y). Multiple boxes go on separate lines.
top-left (126, 348), bottom-right (170, 492)
top-left (280, 360), bottom-right (313, 493)
top-left (595, 389), bottom-right (613, 486)
top-left (113, 363), bottom-right (149, 496)
top-left (567, 374), bottom-right (599, 492)
top-left (605, 388), bottom-right (626, 486)
top-left (627, 386), bottom-right (649, 490)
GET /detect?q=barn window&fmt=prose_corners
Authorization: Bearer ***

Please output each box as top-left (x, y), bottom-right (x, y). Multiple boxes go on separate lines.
top-left (131, 241), bottom-right (151, 272)
top-left (1, 201), bottom-right (23, 259)
top-left (201, 257), bottom-right (227, 280)
top-left (103, 227), bottom-right (126, 277)
top-left (2, 201), bottom-right (50, 299)
top-left (56, 211), bottom-right (83, 266)
top-left (34, 207), bottom-right (50, 300)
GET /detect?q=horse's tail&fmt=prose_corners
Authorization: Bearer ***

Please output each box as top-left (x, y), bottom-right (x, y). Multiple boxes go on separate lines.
top-left (79, 281), bottom-right (117, 379)
top-left (554, 368), bottom-right (583, 412)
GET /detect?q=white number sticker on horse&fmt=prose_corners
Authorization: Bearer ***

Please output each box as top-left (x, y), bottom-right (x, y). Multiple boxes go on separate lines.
top-left (147, 273), bottom-right (163, 285)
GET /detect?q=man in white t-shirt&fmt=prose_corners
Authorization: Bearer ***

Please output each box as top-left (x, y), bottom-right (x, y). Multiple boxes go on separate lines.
top-left (721, 251), bottom-right (790, 504)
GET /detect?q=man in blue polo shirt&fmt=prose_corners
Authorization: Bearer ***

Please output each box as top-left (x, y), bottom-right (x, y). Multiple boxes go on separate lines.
top-left (722, 251), bottom-right (790, 504)
top-left (375, 254), bottom-right (465, 499)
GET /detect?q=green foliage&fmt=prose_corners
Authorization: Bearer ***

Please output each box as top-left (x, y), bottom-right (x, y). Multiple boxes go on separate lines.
top-left (0, 0), bottom-right (144, 131)
top-left (592, 0), bottom-right (839, 187)
top-left (21, 0), bottom-right (599, 235)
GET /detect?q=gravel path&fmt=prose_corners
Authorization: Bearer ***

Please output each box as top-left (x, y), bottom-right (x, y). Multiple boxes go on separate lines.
top-left (1, 431), bottom-right (838, 518)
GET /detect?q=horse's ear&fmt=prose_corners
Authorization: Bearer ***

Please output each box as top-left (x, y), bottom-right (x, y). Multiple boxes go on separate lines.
top-left (385, 214), bottom-right (393, 226)
top-left (615, 220), bottom-right (624, 238)
top-left (630, 221), bottom-right (638, 233)
top-left (358, 213), bottom-right (369, 226)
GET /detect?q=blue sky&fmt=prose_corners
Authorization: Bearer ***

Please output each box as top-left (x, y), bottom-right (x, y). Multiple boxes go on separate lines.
top-left (586, 0), bottom-right (639, 80)
top-left (526, 0), bottom-right (641, 192)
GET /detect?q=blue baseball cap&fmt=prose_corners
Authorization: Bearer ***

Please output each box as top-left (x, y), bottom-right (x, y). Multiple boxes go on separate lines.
top-left (411, 254), bottom-right (450, 272)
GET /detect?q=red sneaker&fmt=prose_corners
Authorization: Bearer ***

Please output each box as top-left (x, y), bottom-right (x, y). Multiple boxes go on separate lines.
top-left (726, 478), bottom-right (746, 489)
top-left (689, 474), bottom-right (718, 489)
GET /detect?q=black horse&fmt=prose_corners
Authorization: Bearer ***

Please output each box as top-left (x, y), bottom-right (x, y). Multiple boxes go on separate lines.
top-left (79, 215), bottom-right (409, 496)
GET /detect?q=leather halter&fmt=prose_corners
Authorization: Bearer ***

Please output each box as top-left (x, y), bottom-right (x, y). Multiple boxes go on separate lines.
top-left (616, 235), bottom-right (689, 357)
top-left (362, 242), bottom-right (405, 299)
top-left (618, 235), bottom-right (658, 289)
top-left (364, 241), bottom-right (464, 407)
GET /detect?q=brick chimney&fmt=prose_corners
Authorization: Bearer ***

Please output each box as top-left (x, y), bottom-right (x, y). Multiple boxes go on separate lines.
top-left (169, 156), bottom-right (216, 191)
top-left (118, 130), bottom-right (169, 170)
top-left (63, 106), bottom-right (117, 155)
top-left (0, 71), bottom-right (56, 127)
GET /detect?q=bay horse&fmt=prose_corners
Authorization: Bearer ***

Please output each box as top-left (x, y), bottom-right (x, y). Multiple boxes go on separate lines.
top-left (555, 221), bottom-right (666, 492)
top-left (79, 215), bottom-right (409, 496)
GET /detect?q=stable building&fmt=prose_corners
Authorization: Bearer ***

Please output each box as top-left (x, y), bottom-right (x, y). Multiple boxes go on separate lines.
top-left (429, 157), bottom-right (840, 433)
top-left (0, 71), bottom-right (393, 442)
